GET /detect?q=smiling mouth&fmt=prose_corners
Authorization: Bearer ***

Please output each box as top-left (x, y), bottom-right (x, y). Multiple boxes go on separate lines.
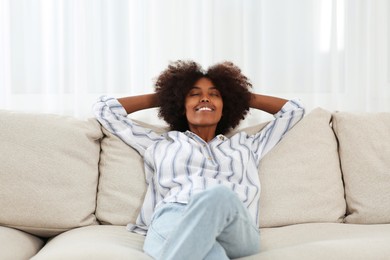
top-left (195, 106), bottom-right (215, 112)
top-left (196, 107), bottom-right (214, 111)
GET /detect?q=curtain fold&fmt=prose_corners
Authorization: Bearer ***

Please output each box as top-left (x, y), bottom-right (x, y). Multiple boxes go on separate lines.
top-left (0, 0), bottom-right (389, 119)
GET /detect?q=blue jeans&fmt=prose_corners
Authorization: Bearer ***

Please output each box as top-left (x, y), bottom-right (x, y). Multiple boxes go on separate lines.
top-left (143, 185), bottom-right (260, 260)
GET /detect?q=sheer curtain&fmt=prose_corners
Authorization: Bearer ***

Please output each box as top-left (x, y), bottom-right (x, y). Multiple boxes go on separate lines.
top-left (0, 0), bottom-right (389, 121)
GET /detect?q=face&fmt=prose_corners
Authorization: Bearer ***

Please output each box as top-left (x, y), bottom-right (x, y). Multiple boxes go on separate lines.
top-left (185, 77), bottom-right (223, 133)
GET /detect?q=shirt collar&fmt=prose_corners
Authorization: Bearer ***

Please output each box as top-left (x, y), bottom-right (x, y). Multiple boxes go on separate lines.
top-left (184, 130), bottom-right (227, 144)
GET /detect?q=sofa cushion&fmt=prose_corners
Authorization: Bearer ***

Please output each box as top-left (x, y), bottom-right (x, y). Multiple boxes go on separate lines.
top-left (257, 108), bottom-right (346, 227)
top-left (0, 110), bottom-right (102, 237)
top-left (0, 226), bottom-right (44, 260)
top-left (332, 111), bottom-right (390, 224)
top-left (254, 223), bottom-right (390, 260)
top-left (96, 127), bottom-right (146, 225)
top-left (30, 225), bottom-right (151, 260)
top-left (96, 121), bottom-right (167, 225)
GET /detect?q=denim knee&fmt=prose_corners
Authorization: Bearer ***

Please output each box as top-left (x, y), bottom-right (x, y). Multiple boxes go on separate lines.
top-left (194, 185), bottom-right (241, 209)
top-left (206, 185), bottom-right (238, 199)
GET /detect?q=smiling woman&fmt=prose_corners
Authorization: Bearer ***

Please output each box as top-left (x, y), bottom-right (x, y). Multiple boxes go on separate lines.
top-left (93, 60), bottom-right (305, 259)
top-left (155, 60), bottom-right (253, 136)
top-left (184, 78), bottom-right (224, 142)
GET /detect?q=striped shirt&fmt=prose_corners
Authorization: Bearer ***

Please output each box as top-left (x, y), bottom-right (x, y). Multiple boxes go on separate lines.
top-left (93, 96), bottom-right (305, 235)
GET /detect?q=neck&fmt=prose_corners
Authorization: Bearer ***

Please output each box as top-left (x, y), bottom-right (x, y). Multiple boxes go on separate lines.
top-left (189, 126), bottom-right (217, 143)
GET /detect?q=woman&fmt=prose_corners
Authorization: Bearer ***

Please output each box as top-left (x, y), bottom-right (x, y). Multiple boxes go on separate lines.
top-left (93, 60), bottom-right (305, 259)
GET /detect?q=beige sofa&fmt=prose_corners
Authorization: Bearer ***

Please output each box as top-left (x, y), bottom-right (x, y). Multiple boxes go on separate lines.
top-left (1, 107), bottom-right (390, 260)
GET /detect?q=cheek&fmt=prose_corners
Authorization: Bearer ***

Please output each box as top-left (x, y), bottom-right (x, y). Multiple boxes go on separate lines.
top-left (184, 98), bottom-right (197, 110)
top-left (184, 102), bottom-right (191, 114)
top-left (184, 103), bottom-right (193, 117)
top-left (218, 101), bottom-right (224, 113)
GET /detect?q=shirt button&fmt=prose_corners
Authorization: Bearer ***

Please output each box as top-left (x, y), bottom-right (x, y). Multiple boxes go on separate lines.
top-left (208, 157), bottom-right (212, 161)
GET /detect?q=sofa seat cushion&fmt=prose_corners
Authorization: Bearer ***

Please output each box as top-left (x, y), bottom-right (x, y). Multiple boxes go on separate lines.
top-left (247, 223), bottom-right (390, 260)
top-left (31, 225), bottom-right (151, 260)
top-left (0, 110), bottom-right (102, 237)
top-left (332, 111), bottom-right (390, 224)
top-left (0, 226), bottom-right (44, 260)
top-left (30, 223), bottom-right (390, 260)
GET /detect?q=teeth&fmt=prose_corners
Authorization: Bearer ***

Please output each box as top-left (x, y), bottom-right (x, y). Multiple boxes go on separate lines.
top-left (198, 107), bottom-right (212, 111)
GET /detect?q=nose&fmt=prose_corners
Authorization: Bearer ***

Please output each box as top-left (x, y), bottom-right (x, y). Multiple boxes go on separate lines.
top-left (200, 94), bottom-right (210, 103)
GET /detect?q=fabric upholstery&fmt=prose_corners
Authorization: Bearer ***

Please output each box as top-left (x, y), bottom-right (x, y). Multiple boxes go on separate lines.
top-left (96, 127), bottom-right (146, 225)
top-left (0, 226), bottom-right (44, 260)
top-left (30, 225), bottom-right (151, 260)
top-left (1, 108), bottom-right (390, 259)
top-left (256, 108), bottom-right (346, 227)
top-left (29, 223), bottom-right (390, 260)
top-left (244, 223), bottom-right (390, 260)
top-left (332, 111), bottom-right (390, 224)
top-left (0, 110), bottom-right (102, 237)
top-left (96, 120), bottom-right (167, 225)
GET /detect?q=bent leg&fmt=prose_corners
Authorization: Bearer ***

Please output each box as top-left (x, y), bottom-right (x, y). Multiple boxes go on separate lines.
top-left (159, 185), bottom-right (260, 260)
top-left (204, 242), bottom-right (229, 260)
top-left (143, 203), bottom-right (186, 259)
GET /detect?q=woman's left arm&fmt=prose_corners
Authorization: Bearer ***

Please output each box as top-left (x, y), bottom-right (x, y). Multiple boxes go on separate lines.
top-left (249, 93), bottom-right (288, 114)
top-left (249, 93), bottom-right (305, 163)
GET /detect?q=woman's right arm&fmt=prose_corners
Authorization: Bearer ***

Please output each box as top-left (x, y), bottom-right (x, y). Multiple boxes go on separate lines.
top-left (93, 94), bottom-right (163, 156)
top-left (118, 93), bottom-right (159, 114)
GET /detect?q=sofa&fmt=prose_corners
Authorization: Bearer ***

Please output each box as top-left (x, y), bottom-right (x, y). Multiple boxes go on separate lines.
top-left (1, 107), bottom-right (390, 260)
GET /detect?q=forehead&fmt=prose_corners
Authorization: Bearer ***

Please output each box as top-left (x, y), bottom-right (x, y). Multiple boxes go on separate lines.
top-left (192, 77), bottom-right (218, 90)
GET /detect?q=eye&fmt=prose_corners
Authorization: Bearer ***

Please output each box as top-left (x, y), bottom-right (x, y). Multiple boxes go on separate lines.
top-left (210, 91), bottom-right (220, 97)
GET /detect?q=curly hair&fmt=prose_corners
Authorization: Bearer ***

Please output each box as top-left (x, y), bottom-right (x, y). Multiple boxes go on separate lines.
top-left (155, 60), bottom-right (252, 135)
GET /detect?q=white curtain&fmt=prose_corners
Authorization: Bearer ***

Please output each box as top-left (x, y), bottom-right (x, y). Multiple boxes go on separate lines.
top-left (0, 0), bottom-right (389, 121)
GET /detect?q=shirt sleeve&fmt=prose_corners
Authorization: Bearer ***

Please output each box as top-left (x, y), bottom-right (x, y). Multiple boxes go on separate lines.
top-left (93, 95), bottom-right (164, 156)
top-left (250, 99), bottom-right (305, 164)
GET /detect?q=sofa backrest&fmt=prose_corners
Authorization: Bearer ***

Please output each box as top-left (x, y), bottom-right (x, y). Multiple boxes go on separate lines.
top-left (96, 121), bottom-right (168, 225)
top-left (258, 108), bottom-right (346, 227)
top-left (332, 111), bottom-right (390, 224)
top-left (0, 110), bottom-right (102, 237)
top-left (2, 107), bottom-right (388, 237)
